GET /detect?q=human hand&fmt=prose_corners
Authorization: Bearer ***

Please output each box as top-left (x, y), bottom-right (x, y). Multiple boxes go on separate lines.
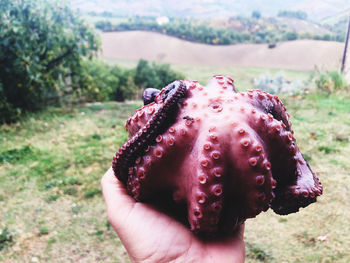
top-left (101, 167), bottom-right (245, 263)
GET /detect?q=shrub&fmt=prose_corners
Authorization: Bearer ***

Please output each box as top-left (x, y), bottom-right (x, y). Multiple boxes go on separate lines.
top-left (134, 59), bottom-right (185, 90)
top-left (0, 228), bottom-right (14, 250)
top-left (57, 58), bottom-right (183, 102)
top-left (77, 59), bottom-right (117, 102)
top-left (84, 188), bottom-right (102, 199)
top-left (253, 72), bottom-right (305, 95)
top-left (0, 83), bottom-right (21, 123)
top-left (277, 10), bottom-right (308, 20)
top-left (313, 70), bottom-right (348, 94)
top-left (0, 0), bottom-right (99, 123)
top-left (284, 32), bottom-right (298, 41)
top-left (38, 227), bottom-right (49, 236)
top-left (252, 11), bottom-right (261, 19)
top-left (112, 66), bottom-right (138, 101)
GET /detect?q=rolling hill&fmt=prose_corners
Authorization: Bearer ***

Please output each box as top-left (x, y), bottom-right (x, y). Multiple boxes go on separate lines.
top-left (71, 0), bottom-right (350, 21)
top-left (100, 31), bottom-right (344, 71)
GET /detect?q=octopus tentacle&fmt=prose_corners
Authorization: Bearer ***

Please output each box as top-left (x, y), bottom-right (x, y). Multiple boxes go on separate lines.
top-left (142, 88), bottom-right (160, 105)
top-left (127, 129), bottom-right (187, 200)
top-left (187, 132), bottom-right (226, 233)
top-left (224, 125), bottom-right (273, 220)
top-left (244, 92), bottom-right (322, 214)
top-left (270, 151), bottom-right (323, 215)
top-left (247, 90), bottom-right (292, 130)
top-left (112, 81), bottom-right (187, 184)
top-left (247, 108), bottom-right (297, 184)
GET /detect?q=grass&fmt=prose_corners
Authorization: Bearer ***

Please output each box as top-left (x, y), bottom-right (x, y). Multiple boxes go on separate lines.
top-left (1, 84), bottom-right (350, 261)
top-left (103, 57), bottom-right (311, 90)
top-left (0, 102), bottom-right (137, 262)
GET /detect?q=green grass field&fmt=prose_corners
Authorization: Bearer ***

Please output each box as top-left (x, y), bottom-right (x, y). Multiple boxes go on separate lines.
top-left (103, 57), bottom-right (312, 91)
top-left (1, 66), bottom-right (350, 262)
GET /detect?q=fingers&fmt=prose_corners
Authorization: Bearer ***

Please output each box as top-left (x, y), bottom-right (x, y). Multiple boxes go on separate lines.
top-left (101, 167), bottom-right (136, 226)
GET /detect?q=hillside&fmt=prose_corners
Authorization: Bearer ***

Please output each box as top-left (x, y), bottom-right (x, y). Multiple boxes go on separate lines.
top-left (321, 10), bottom-right (350, 40)
top-left (100, 31), bottom-right (344, 71)
top-left (71, 0), bottom-right (350, 21)
top-left (201, 16), bottom-right (334, 40)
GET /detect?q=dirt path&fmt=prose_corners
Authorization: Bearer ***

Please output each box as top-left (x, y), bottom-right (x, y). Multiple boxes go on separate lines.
top-left (101, 31), bottom-right (344, 70)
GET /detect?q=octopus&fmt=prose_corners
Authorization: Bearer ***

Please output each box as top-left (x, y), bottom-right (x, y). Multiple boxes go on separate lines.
top-left (112, 75), bottom-right (323, 235)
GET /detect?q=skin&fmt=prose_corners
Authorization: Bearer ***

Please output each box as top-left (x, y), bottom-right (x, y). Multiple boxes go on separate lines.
top-left (101, 167), bottom-right (245, 263)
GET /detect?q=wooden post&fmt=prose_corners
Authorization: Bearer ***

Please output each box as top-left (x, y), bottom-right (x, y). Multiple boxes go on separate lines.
top-left (341, 15), bottom-right (350, 82)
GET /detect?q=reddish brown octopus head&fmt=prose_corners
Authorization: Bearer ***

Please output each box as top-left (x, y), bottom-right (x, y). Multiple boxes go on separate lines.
top-left (112, 75), bottom-right (323, 236)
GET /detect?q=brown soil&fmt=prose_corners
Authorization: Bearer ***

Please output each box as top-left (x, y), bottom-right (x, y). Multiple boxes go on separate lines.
top-left (100, 31), bottom-right (344, 70)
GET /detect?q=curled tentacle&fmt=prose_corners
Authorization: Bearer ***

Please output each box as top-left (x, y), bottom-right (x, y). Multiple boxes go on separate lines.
top-left (112, 81), bottom-right (187, 184)
top-left (143, 88), bottom-right (160, 105)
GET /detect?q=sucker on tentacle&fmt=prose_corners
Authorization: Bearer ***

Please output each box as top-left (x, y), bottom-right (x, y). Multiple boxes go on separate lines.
top-left (112, 75), bottom-right (322, 236)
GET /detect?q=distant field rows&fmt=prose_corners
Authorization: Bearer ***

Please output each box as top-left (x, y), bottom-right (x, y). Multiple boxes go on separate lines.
top-left (100, 31), bottom-right (344, 71)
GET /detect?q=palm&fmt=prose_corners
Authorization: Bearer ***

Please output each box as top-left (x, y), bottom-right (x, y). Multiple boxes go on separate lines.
top-left (102, 168), bottom-right (245, 263)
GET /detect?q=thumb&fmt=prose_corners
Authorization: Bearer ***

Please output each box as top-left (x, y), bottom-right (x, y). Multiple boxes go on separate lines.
top-left (101, 167), bottom-right (136, 227)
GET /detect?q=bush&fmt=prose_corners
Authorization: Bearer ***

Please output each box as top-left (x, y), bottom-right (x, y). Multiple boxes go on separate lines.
top-left (253, 72), bottom-right (305, 95)
top-left (0, 228), bottom-right (14, 250)
top-left (0, 83), bottom-right (21, 123)
top-left (74, 59), bottom-right (184, 102)
top-left (134, 59), bottom-right (185, 90)
top-left (313, 70), bottom-right (348, 94)
top-left (0, 0), bottom-right (99, 123)
top-left (251, 11), bottom-right (261, 19)
top-left (277, 10), bottom-right (308, 20)
top-left (284, 32), bottom-right (298, 41)
top-left (78, 59), bottom-right (139, 102)
top-left (77, 59), bottom-right (117, 102)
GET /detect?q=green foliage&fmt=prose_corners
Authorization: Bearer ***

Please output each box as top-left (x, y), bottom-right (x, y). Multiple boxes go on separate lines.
top-left (94, 15), bottom-right (340, 45)
top-left (0, 0), bottom-right (100, 123)
top-left (246, 242), bottom-right (274, 262)
top-left (313, 70), bottom-right (348, 94)
top-left (75, 58), bottom-right (182, 102)
top-left (38, 227), bottom-right (49, 236)
top-left (134, 59), bottom-right (185, 90)
top-left (84, 188), bottom-right (102, 199)
top-left (0, 145), bottom-right (33, 164)
top-left (252, 10), bottom-right (262, 19)
top-left (0, 83), bottom-right (22, 123)
top-left (278, 10), bottom-right (308, 20)
top-left (71, 204), bottom-right (82, 214)
top-left (0, 228), bottom-right (13, 251)
top-left (95, 20), bottom-right (113, 31)
top-left (77, 59), bottom-right (117, 102)
top-left (45, 194), bottom-right (60, 202)
top-left (64, 186), bottom-right (78, 196)
top-left (284, 31), bottom-right (298, 41)
top-left (111, 65), bottom-right (138, 101)
top-left (96, 18), bottom-right (255, 45)
top-left (323, 16), bottom-right (348, 42)
top-left (253, 72), bottom-right (305, 95)
top-left (318, 145), bottom-right (338, 154)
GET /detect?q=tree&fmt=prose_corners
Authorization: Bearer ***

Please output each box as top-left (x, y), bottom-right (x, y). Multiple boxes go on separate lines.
top-left (284, 32), bottom-right (298, 41)
top-left (277, 10), bottom-right (308, 20)
top-left (0, 0), bottom-right (99, 122)
top-left (134, 60), bottom-right (185, 91)
top-left (252, 11), bottom-right (261, 19)
top-left (134, 60), bottom-right (161, 89)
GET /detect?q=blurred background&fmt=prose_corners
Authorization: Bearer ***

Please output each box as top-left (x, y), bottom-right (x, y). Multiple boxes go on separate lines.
top-left (0, 0), bottom-right (349, 262)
